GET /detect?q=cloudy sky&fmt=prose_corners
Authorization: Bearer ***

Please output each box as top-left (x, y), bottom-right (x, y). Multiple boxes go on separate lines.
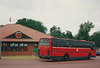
top-left (0, 0), bottom-right (100, 35)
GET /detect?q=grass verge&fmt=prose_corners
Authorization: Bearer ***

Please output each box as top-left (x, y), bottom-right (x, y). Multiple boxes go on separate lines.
top-left (1, 55), bottom-right (39, 60)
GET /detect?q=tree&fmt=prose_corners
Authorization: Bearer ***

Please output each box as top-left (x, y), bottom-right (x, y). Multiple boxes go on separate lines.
top-left (89, 31), bottom-right (100, 48)
top-left (65, 30), bottom-right (73, 39)
top-left (76, 21), bottom-right (94, 40)
top-left (50, 25), bottom-right (74, 39)
top-left (16, 18), bottom-right (47, 33)
top-left (50, 25), bottom-right (62, 38)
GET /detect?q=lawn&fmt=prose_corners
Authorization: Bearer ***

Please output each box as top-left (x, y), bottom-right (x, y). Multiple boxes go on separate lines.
top-left (1, 55), bottom-right (39, 60)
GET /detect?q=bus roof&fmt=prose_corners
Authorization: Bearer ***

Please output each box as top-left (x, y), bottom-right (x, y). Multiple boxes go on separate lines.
top-left (40, 37), bottom-right (95, 44)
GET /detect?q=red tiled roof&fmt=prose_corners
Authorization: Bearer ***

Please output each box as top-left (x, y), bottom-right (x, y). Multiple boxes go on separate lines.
top-left (0, 24), bottom-right (53, 42)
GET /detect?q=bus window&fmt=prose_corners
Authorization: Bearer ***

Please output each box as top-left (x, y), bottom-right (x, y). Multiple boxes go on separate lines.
top-left (85, 42), bottom-right (90, 48)
top-left (74, 41), bottom-right (78, 47)
top-left (62, 40), bottom-right (66, 47)
top-left (57, 39), bottom-right (62, 47)
top-left (51, 38), bottom-right (57, 47)
top-left (65, 40), bottom-right (70, 47)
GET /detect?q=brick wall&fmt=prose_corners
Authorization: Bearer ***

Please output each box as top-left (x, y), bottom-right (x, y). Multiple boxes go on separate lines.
top-left (1, 43), bottom-right (38, 56)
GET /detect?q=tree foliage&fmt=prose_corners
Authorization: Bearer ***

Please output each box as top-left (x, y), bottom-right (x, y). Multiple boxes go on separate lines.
top-left (76, 21), bottom-right (94, 40)
top-left (50, 25), bottom-right (73, 39)
top-left (50, 25), bottom-right (62, 38)
top-left (66, 30), bottom-right (73, 39)
top-left (16, 18), bottom-right (99, 48)
top-left (89, 31), bottom-right (100, 48)
top-left (16, 18), bottom-right (47, 33)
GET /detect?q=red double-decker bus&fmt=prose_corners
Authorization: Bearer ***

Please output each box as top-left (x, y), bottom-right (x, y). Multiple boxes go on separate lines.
top-left (38, 38), bottom-right (96, 60)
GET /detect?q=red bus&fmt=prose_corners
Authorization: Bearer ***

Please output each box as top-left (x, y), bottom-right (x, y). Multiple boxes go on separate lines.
top-left (38, 38), bottom-right (96, 60)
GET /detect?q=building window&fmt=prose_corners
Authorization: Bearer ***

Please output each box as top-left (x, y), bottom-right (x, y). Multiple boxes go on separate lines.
top-left (2, 45), bottom-right (7, 51)
top-left (20, 43), bottom-right (28, 51)
top-left (34, 43), bottom-right (38, 47)
top-left (1, 43), bottom-right (9, 51)
top-left (2, 43), bottom-right (28, 51)
top-left (10, 43), bottom-right (18, 51)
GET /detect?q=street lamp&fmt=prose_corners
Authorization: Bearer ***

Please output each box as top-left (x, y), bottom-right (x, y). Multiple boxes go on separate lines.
top-left (0, 26), bottom-right (2, 59)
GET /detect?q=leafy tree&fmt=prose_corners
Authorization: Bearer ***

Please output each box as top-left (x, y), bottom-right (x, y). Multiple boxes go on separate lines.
top-left (50, 25), bottom-right (74, 39)
top-left (89, 31), bottom-right (100, 48)
top-left (65, 30), bottom-right (73, 39)
top-left (76, 21), bottom-right (94, 40)
top-left (50, 25), bottom-right (62, 38)
top-left (60, 32), bottom-right (66, 38)
top-left (16, 18), bottom-right (47, 33)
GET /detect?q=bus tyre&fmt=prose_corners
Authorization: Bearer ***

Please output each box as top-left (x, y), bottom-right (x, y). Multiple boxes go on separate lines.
top-left (88, 54), bottom-right (91, 59)
top-left (64, 54), bottom-right (69, 61)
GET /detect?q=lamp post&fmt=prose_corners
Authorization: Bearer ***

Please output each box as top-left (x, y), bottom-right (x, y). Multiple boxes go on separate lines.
top-left (0, 26), bottom-right (2, 59)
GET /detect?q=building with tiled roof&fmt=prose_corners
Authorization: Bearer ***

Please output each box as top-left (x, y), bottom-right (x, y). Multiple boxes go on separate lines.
top-left (0, 24), bottom-right (53, 56)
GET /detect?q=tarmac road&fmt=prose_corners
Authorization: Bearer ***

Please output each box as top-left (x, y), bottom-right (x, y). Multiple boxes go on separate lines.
top-left (0, 56), bottom-right (100, 68)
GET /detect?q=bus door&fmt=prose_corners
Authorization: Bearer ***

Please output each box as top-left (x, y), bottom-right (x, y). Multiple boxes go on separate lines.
top-left (90, 42), bottom-right (96, 56)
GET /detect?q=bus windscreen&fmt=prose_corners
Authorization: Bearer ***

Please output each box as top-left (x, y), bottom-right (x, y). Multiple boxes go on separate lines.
top-left (39, 39), bottom-right (50, 45)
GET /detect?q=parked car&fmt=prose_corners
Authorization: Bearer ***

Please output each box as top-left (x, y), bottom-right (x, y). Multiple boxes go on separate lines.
top-left (96, 51), bottom-right (100, 56)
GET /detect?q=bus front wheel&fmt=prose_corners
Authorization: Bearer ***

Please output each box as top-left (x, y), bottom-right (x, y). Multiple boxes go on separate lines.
top-left (88, 53), bottom-right (91, 59)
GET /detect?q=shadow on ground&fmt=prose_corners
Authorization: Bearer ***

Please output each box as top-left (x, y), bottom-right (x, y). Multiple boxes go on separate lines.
top-left (40, 58), bottom-right (95, 62)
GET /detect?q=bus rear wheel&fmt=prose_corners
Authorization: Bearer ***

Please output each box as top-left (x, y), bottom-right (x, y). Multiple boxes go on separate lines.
top-left (64, 54), bottom-right (69, 61)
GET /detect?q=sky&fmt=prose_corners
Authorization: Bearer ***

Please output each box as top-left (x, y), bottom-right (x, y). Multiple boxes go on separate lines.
top-left (0, 0), bottom-right (100, 35)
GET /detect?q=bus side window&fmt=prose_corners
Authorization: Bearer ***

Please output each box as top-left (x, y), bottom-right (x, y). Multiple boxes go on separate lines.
top-left (70, 41), bottom-right (74, 47)
top-left (82, 42), bottom-right (85, 48)
top-left (73, 41), bottom-right (78, 48)
top-left (75, 41), bottom-right (78, 47)
top-left (63, 40), bottom-right (66, 47)
top-left (77, 42), bottom-right (80, 48)
top-left (52, 38), bottom-right (57, 47)
top-left (67, 41), bottom-right (70, 47)
top-left (71, 41), bottom-right (74, 47)
top-left (78, 42), bottom-right (80, 48)
top-left (79, 42), bottom-right (83, 48)
top-left (65, 41), bottom-right (69, 47)
top-left (57, 39), bottom-right (60, 47)
top-left (60, 40), bottom-right (63, 47)
top-left (62, 40), bottom-right (65, 47)
top-left (65, 40), bottom-right (67, 47)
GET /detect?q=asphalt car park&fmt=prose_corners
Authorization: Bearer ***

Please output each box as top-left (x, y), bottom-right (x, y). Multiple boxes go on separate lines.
top-left (0, 56), bottom-right (100, 68)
